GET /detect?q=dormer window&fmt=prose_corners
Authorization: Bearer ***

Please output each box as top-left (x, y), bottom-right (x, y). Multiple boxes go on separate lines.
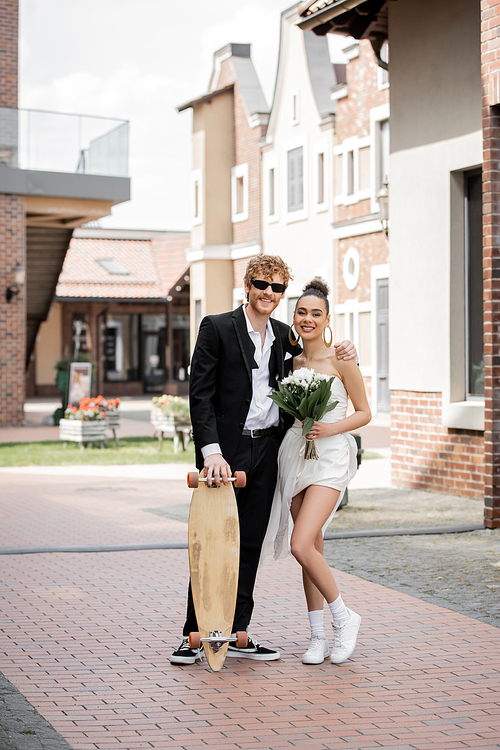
top-left (97, 258), bottom-right (128, 275)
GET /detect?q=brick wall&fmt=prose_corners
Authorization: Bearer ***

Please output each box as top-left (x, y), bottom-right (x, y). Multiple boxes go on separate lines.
top-left (0, 0), bottom-right (18, 108)
top-left (338, 232), bottom-right (387, 305)
top-left (481, 0), bottom-right (500, 527)
top-left (0, 194), bottom-right (26, 426)
top-left (0, 1), bottom-right (25, 427)
top-left (391, 391), bottom-right (484, 498)
top-left (214, 58), bottom-right (264, 248)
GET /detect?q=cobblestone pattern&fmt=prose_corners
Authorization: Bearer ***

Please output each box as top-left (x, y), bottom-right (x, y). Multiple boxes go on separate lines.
top-left (1, 474), bottom-right (500, 749)
top-left (391, 391), bottom-right (484, 499)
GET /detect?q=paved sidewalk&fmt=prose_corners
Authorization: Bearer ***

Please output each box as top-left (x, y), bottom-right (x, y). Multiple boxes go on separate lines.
top-left (1, 471), bottom-right (499, 750)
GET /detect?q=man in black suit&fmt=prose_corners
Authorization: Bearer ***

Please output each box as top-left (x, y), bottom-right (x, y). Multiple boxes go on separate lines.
top-left (170, 255), bottom-right (355, 664)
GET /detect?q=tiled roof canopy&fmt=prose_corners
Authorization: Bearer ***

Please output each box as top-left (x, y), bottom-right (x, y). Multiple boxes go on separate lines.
top-left (298, 0), bottom-right (389, 63)
top-left (56, 231), bottom-right (190, 300)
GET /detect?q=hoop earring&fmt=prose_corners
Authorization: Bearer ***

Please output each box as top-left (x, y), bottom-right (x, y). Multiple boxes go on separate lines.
top-left (322, 325), bottom-right (333, 348)
top-left (289, 326), bottom-right (300, 346)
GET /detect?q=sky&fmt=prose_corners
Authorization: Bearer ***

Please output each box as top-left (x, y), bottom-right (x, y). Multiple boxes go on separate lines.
top-left (19, 0), bottom-right (347, 232)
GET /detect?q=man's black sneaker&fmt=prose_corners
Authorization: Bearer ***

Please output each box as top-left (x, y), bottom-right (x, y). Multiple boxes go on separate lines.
top-left (169, 636), bottom-right (201, 665)
top-left (226, 634), bottom-right (280, 661)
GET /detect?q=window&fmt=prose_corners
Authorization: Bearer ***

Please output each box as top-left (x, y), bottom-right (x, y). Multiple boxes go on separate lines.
top-left (236, 176), bottom-right (244, 215)
top-left (317, 152), bottom-right (324, 205)
top-left (195, 300), bottom-right (202, 333)
top-left (231, 163), bottom-right (248, 222)
top-left (194, 181), bottom-right (199, 218)
top-left (287, 146), bottom-right (303, 212)
top-left (465, 170), bottom-right (483, 398)
top-left (334, 136), bottom-right (371, 206)
top-left (376, 119), bottom-right (390, 193)
top-left (269, 168), bottom-right (275, 216)
top-left (291, 90), bottom-right (300, 125)
top-left (347, 150), bottom-right (355, 196)
top-left (378, 42), bottom-right (389, 90)
top-left (192, 169), bottom-right (203, 225)
top-left (369, 104), bottom-right (390, 212)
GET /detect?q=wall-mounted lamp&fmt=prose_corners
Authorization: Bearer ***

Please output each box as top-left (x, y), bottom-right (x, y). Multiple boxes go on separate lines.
top-left (6, 262), bottom-right (26, 303)
top-left (377, 182), bottom-right (389, 237)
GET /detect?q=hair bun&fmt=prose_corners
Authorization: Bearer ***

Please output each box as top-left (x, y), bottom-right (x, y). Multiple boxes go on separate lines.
top-left (302, 277), bottom-right (329, 298)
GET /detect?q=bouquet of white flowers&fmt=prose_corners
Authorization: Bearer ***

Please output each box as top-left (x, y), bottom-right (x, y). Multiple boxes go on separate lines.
top-left (268, 367), bottom-right (338, 459)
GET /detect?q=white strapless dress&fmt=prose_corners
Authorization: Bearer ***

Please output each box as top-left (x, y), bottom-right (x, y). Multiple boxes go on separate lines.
top-left (261, 373), bottom-right (358, 562)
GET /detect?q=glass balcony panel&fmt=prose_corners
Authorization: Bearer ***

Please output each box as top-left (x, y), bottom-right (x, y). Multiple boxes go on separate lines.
top-left (0, 106), bottom-right (129, 177)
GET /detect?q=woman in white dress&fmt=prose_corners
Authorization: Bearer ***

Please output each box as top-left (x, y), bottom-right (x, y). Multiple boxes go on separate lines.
top-left (263, 279), bottom-right (371, 665)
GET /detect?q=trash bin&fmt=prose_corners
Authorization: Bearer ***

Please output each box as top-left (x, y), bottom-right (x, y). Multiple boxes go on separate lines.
top-left (338, 433), bottom-right (363, 509)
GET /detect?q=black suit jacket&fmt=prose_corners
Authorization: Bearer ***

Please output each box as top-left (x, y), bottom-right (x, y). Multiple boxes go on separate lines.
top-left (189, 305), bottom-right (297, 470)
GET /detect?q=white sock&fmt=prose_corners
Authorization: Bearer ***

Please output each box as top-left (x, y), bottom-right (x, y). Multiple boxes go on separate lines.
top-left (308, 609), bottom-right (326, 638)
top-left (328, 594), bottom-right (349, 624)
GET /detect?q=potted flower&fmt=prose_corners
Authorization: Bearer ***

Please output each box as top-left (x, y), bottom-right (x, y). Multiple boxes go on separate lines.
top-left (151, 394), bottom-right (191, 452)
top-left (59, 396), bottom-right (107, 449)
top-left (104, 397), bottom-right (121, 428)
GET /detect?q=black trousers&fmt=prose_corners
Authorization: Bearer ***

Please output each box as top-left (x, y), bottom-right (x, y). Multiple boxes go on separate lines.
top-left (182, 432), bottom-right (280, 635)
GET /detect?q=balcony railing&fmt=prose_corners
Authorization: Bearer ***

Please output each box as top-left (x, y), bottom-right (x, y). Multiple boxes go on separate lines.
top-left (0, 107), bottom-right (129, 178)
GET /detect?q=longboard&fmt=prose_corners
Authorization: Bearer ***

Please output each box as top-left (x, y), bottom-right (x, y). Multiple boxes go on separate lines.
top-left (187, 471), bottom-right (248, 671)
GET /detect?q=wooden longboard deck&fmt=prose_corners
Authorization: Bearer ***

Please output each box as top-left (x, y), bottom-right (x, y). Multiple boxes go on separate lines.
top-left (188, 476), bottom-right (240, 671)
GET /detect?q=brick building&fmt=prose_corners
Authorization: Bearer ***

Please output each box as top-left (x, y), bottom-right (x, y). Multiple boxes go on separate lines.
top-left (299, 0), bottom-right (499, 528)
top-left (261, 4), bottom-right (340, 328)
top-left (0, 0), bottom-right (130, 426)
top-left (177, 44), bottom-right (270, 340)
top-left (332, 38), bottom-right (389, 413)
top-left (31, 229), bottom-right (190, 398)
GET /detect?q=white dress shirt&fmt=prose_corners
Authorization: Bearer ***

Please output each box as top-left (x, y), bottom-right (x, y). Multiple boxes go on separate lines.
top-left (202, 305), bottom-right (280, 459)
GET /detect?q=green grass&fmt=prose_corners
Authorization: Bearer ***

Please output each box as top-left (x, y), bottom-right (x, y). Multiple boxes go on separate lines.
top-left (0, 436), bottom-right (195, 466)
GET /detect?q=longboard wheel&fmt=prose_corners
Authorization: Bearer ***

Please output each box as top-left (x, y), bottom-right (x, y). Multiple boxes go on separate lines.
top-left (234, 471), bottom-right (246, 488)
top-left (189, 632), bottom-right (201, 649)
top-left (187, 472), bottom-right (199, 489)
top-left (235, 631), bottom-right (248, 648)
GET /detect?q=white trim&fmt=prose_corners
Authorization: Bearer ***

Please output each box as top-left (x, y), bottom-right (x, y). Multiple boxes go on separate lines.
top-left (233, 287), bottom-right (245, 310)
top-left (343, 42), bottom-right (360, 60)
top-left (313, 138), bottom-right (329, 213)
top-left (442, 400), bottom-right (484, 431)
top-left (191, 169), bottom-right (203, 226)
top-left (334, 135), bottom-right (371, 206)
top-left (377, 42), bottom-right (390, 91)
top-left (291, 88), bottom-right (300, 126)
top-left (370, 264), bottom-right (390, 416)
top-left (265, 152), bottom-right (279, 224)
top-left (334, 299), bottom-right (371, 363)
top-left (333, 218), bottom-right (384, 239)
top-left (370, 103), bottom-right (390, 213)
top-left (342, 247), bottom-right (360, 290)
top-left (230, 243), bottom-right (262, 260)
top-left (186, 245), bottom-right (232, 262)
top-left (284, 134), bottom-right (309, 224)
top-left (231, 163), bottom-right (249, 223)
top-left (330, 83), bottom-right (349, 101)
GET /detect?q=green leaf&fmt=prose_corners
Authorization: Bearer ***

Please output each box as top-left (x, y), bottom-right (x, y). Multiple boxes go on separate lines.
top-left (302, 416), bottom-right (314, 436)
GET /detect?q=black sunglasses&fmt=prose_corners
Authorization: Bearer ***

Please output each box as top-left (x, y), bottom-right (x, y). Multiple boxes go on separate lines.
top-left (251, 278), bottom-right (286, 294)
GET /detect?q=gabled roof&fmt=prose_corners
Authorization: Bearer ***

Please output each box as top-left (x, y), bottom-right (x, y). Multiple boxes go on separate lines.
top-left (265, 4), bottom-right (342, 143)
top-left (178, 43), bottom-right (269, 126)
top-left (55, 231), bottom-right (190, 301)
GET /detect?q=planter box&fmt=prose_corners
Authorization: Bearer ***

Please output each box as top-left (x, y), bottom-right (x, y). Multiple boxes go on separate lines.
top-left (59, 419), bottom-right (107, 449)
top-left (106, 413), bottom-right (120, 428)
top-left (150, 407), bottom-right (191, 453)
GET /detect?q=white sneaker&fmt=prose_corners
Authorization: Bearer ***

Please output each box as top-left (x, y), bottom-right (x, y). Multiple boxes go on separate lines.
top-left (330, 608), bottom-right (361, 664)
top-left (302, 635), bottom-right (329, 664)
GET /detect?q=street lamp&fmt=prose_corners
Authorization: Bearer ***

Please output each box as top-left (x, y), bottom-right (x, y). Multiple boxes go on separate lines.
top-left (377, 182), bottom-right (389, 237)
top-left (6, 262), bottom-right (26, 303)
